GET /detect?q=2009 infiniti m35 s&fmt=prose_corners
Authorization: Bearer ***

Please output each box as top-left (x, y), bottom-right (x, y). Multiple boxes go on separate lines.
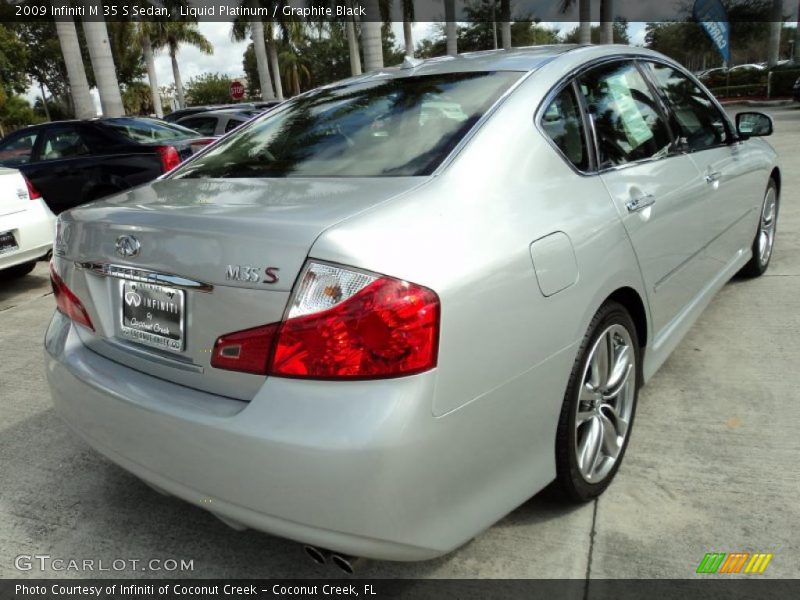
top-left (45, 45), bottom-right (780, 563)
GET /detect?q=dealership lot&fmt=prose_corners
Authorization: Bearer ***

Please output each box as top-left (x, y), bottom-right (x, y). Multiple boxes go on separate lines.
top-left (1, 105), bottom-right (798, 581)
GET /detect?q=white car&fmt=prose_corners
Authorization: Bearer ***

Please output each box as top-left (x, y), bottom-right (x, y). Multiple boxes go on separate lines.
top-left (0, 167), bottom-right (55, 278)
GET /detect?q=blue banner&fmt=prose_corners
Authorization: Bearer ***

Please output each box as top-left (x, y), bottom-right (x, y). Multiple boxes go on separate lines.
top-left (693, 0), bottom-right (732, 64)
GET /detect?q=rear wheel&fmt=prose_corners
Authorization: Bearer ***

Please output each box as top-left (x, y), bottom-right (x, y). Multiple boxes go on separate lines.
top-left (0, 261), bottom-right (36, 280)
top-left (739, 179), bottom-right (778, 278)
top-left (555, 302), bottom-right (640, 502)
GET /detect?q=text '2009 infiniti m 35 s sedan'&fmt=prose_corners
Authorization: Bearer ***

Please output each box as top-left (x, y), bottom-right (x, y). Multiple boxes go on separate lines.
top-left (45, 45), bottom-right (780, 563)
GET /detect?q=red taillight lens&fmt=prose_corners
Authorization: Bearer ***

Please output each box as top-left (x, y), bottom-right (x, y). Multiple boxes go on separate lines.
top-left (211, 323), bottom-right (279, 375)
top-left (24, 175), bottom-right (42, 200)
top-left (210, 262), bottom-right (440, 379)
top-left (49, 262), bottom-right (94, 331)
top-left (156, 145), bottom-right (181, 172)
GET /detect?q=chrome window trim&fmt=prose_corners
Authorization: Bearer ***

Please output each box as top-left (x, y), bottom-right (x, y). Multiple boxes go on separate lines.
top-left (75, 262), bottom-right (214, 293)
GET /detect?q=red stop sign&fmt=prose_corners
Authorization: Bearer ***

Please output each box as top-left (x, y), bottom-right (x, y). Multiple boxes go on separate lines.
top-left (230, 81), bottom-right (245, 100)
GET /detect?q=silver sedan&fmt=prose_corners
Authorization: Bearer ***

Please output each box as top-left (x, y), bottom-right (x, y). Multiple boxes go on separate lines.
top-left (44, 45), bottom-right (779, 566)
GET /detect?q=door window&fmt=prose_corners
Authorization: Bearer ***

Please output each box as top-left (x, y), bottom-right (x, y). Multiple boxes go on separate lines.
top-left (578, 62), bottom-right (672, 168)
top-left (540, 85), bottom-right (590, 171)
top-left (180, 117), bottom-right (217, 136)
top-left (40, 128), bottom-right (92, 160)
top-left (0, 131), bottom-right (38, 165)
top-left (224, 117), bottom-right (246, 134)
top-left (644, 62), bottom-right (730, 151)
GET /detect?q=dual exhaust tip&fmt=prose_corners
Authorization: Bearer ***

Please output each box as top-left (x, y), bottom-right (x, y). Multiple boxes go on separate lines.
top-left (303, 545), bottom-right (364, 575)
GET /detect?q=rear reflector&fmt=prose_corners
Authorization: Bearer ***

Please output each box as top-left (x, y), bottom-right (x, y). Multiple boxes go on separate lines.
top-left (50, 262), bottom-right (94, 331)
top-left (211, 262), bottom-right (440, 380)
top-left (156, 145), bottom-right (181, 173)
top-left (24, 175), bottom-right (42, 200)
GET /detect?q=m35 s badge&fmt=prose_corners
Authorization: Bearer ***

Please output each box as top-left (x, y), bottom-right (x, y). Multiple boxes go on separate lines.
top-left (225, 265), bottom-right (280, 284)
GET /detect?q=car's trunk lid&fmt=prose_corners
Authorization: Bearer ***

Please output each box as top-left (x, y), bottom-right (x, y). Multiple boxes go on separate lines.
top-left (57, 176), bottom-right (425, 400)
top-left (0, 167), bottom-right (31, 217)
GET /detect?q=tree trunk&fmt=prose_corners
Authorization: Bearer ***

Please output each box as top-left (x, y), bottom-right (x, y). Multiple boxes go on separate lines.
top-left (767, 0), bottom-right (782, 67)
top-left (292, 64), bottom-right (300, 96)
top-left (267, 33), bottom-right (283, 101)
top-left (251, 18), bottom-right (275, 101)
top-left (579, 0), bottom-right (592, 44)
top-left (445, 0), bottom-right (457, 56)
top-left (39, 83), bottom-right (51, 121)
top-left (53, 16), bottom-right (94, 119)
top-left (361, 0), bottom-right (383, 72)
top-left (795, 0), bottom-right (800, 63)
top-left (346, 15), bottom-right (362, 75)
top-left (81, 6), bottom-right (124, 117)
top-left (403, 19), bottom-right (414, 57)
top-left (499, 0), bottom-right (511, 50)
top-left (170, 45), bottom-right (185, 109)
top-left (600, 0), bottom-right (614, 44)
top-left (141, 31), bottom-right (162, 118)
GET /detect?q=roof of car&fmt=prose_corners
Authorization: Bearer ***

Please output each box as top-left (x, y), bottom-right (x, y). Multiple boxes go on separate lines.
top-left (177, 109), bottom-right (251, 119)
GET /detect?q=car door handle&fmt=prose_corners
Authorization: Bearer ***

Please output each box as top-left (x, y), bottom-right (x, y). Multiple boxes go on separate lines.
top-left (626, 194), bottom-right (656, 213)
top-left (705, 171), bottom-right (722, 184)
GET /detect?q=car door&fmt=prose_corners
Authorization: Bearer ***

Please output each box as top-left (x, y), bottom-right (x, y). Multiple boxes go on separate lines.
top-left (643, 61), bottom-right (764, 274)
top-left (578, 60), bottom-right (709, 338)
top-left (24, 125), bottom-right (99, 213)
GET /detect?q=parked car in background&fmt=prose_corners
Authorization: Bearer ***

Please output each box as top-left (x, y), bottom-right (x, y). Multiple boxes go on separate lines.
top-left (164, 101), bottom-right (279, 123)
top-left (0, 118), bottom-right (214, 214)
top-left (176, 109), bottom-right (253, 137)
top-left (793, 77), bottom-right (800, 101)
top-left (728, 63), bottom-right (767, 73)
top-left (0, 167), bottom-right (55, 278)
top-left (45, 46), bottom-right (780, 566)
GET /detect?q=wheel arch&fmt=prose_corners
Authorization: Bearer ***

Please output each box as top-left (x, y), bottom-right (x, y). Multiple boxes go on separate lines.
top-left (605, 286), bottom-right (648, 351)
top-left (770, 166), bottom-right (781, 196)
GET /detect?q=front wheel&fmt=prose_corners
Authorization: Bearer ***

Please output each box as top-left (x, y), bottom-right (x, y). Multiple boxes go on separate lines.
top-left (739, 179), bottom-right (778, 278)
top-left (555, 302), bottom-right (640, 502)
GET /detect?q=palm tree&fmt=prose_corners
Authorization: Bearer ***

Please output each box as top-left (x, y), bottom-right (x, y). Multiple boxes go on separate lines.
top-left (361, 0), bottom-right (383, 71)
top-left (402, 0), bottom-right (415, 57)
top-left (250, 17), bottom-right (276, 101)
top-left (445, 0), bottom-right (457, 56)
top-left (345, 11), bottom-right (362, 75)
top-left (52, 14), bottom-right (94, 119)
top-left (138, 23), bottom-right (162, 118)
top-left (767, 0), bottom-right (783, 68)
top-left (561, 0), bottom-right (592, 45)
top-left (600, 0), bottom-right (614, 44)
top-left (266, 21), bottom-right (284, 100)
top-left (153, 23), bottom-right (213, 109)
top-left (81, 2), bottom-right (125, 117)
top-left (500, 0), bottom-right (511, 50)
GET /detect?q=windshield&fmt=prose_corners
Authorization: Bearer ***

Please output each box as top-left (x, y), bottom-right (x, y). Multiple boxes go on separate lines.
top-left (105, 118), bottom-right (198, 143)
top-left (172, 71), bottom-right (522, 179)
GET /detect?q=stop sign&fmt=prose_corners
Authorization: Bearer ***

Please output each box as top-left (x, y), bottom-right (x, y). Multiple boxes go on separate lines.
top-left (230, 81), bottom-right (245, 100)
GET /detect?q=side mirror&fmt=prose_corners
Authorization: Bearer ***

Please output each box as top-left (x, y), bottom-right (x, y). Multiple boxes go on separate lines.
top-left (736, 112), bottom-right (773, 138)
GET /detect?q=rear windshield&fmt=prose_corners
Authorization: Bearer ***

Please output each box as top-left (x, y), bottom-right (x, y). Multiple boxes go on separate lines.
top-left (172, 71), bottom-right (522, 178)
top-left (105, 118), bottom-right (198, 143)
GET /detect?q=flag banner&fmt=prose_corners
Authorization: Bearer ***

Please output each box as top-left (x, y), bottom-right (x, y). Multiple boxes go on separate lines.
top-left (693, 0), bottom-right (732, 63)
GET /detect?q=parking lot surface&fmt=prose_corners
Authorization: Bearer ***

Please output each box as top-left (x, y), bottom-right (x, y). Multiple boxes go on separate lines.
top-left (1, 106), bottom-right (798, 581)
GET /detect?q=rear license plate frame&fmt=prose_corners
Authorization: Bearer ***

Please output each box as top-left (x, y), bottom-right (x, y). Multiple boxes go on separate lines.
top-left (119, 280), bottom-right (185, 353)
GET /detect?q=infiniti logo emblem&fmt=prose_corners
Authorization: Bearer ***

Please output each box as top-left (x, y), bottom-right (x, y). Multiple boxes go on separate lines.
top-left (124, 290), bottom-right (142, 307)
top-left (115, 235), bottom-right (141, 258)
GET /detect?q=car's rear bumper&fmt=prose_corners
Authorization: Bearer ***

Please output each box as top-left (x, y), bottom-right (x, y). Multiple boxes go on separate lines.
top-left (45, 311), bottom-right (567, 561)
top-left (0, 202), bottom-right (54, 270)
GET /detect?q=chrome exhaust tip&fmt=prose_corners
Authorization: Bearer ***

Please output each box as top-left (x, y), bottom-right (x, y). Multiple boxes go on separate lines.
top-left (303, 545), bottom-right (329, 566)
top-left (330, 553), bottom-right (365, 575)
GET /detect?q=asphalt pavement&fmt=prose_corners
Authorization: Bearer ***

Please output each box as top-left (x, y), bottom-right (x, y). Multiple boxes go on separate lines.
top-left (1, 105), bottom-right (798, 581)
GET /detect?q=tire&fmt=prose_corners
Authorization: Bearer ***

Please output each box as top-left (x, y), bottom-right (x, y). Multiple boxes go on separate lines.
top-left (739, 179), bottom-right (778, 278)
top-left (555, 301), bottom-right (641, 502)
top-left (0, 260), bottom-right (36, 280)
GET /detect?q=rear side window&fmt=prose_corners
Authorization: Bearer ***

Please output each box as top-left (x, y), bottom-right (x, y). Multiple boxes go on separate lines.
top-left (578, 62), bottom-right (672, 168)
top-left (105, 118), bottom-right (196, 142)
top-left (40, 128), bottom-right (92, 160)
top-left (541, 85), bottom-right (589, 171)
top-left (180, 117), bottom-right (217, 136)
top-left (224, 117), bottom-right (246, 133)
top-left (644, 62), bottom-right (729, 151)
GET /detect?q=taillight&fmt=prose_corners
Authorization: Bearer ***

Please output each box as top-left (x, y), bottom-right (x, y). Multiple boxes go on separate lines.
top-left (49, 262), bottom-right (94, 331)
top-left (210, 262), bottom-right (440, 380)
top-left (24, 175), bottom-right (42, 200)
top-left (156, 145), bottom-right (181, 172)
top-left (190, 138), bottom-right (215, 154)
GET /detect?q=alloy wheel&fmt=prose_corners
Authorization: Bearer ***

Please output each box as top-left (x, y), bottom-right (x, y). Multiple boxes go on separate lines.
top-left (758, 187), bottom-right (777, 267)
